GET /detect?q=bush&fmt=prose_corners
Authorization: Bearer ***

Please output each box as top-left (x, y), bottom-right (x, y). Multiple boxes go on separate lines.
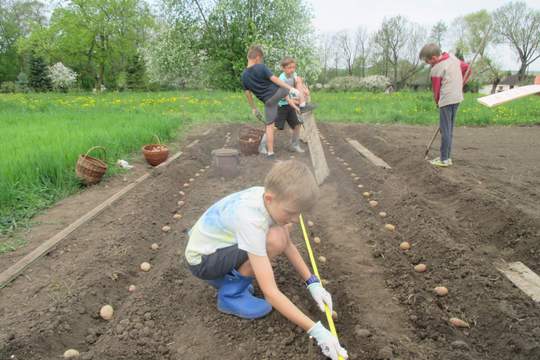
top-left (327, 76), bottom-right (364, 91)
top-left (16, 72), bottom-right (30, 93)
top-left (49, 62), bottom-right (77, 92)
top-left (0, 82), bottom-right (17, 93)
top-left (326, 75), bottom-right (391, 92)
top-left (360, 75), bottom-right (392, 92)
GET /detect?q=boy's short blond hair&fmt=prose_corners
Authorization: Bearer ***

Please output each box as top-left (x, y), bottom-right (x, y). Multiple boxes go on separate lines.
top-left (419, 43), bottom-right (441, 61)
top-left (248, 45), bottom-right (264, 60)
top-left (280, 56), bottom-right (296, 68)
top-left (264, 160), bottom-right (319, 211)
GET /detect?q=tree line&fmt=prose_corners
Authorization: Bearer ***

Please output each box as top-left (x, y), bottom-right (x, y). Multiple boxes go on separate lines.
top-left (317, 2), bottom-right (540, 90)
top-left (0, 0), bottom-right (538, 92)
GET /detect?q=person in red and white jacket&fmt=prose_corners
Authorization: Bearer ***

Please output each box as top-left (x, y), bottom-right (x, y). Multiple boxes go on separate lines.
top-left (419, 43), bottom-right (470, 167)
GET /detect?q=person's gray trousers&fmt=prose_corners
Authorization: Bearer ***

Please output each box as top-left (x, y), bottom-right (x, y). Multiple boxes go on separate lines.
top-left (439, 103), bottom-right (459, 161)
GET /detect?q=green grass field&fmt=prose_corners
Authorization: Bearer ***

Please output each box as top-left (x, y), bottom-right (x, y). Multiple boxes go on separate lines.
top-left (1, 90), bottom-right (539, 249)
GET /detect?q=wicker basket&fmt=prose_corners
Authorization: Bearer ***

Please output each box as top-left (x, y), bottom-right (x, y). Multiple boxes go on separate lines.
top-left (143, 135), bottom-right (169, 166)
top-left (76, 146), bottom-right (108, 185)
top-left (239, 126), bottom-right (265, 155)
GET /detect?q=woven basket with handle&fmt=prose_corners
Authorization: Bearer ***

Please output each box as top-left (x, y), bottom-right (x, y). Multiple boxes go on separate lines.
top-left (238, 125), bottom-right (265, 155)
top-left (76, 146), bottom-right (107, 185)
top-left (143, 134), bottom-right (169, 166)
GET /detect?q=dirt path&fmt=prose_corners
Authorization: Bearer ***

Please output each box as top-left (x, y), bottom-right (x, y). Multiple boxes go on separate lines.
top-left (1, 123), bottom-right (539, 360)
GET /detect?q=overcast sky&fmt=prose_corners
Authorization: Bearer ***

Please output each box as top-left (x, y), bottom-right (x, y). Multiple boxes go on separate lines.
top-left (308, 0), bottom-right (540, 71)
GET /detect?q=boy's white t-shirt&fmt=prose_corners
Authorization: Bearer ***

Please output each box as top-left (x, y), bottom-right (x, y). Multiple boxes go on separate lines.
top-left (278, 72), bottom-right (297, 106)
top-left (185, 187), bottom-right (273, 265)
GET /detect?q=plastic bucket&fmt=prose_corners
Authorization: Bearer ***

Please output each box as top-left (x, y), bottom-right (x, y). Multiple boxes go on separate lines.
top-left (212, 148), bottom-right (240, 178)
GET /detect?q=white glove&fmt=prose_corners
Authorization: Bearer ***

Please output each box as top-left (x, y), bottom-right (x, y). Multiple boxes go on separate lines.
top-left (308, 282), bottom-right (333, 313)
top-left (308, 321), bottom-right (348, 360)
top-left (289, 87), bottom-right (300, 98)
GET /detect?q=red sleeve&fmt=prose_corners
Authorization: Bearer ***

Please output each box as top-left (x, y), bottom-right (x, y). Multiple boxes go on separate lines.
top-left (431, 76), bottom-right (442, 105)
top-left (461, 61), bottom-right (470, 84)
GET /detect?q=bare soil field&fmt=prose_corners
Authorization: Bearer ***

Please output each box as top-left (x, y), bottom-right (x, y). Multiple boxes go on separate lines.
top-left (1, 123), bottom-right (539, 360)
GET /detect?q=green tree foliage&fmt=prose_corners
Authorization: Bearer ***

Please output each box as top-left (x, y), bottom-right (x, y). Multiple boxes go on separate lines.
top-left (29, 53), bottom-right (52, 91)
top-left (18, 0), bottom-right (154, 90)
top-left (0, 0), bottom-right (46, 82)
top-left (126, 53), bottom-right (147, 90)
top-left (150, 0), bottom-right (319, 90)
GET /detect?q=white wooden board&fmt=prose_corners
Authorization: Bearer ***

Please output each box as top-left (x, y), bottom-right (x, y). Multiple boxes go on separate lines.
top-left (496, 261), bottom-right (540, 302)
top-left (346, 139), bottom-right (392, 169)
top-left (477, 85), bottom-right (540, 108)
top-left (303, 112), bottom-right (329, 185)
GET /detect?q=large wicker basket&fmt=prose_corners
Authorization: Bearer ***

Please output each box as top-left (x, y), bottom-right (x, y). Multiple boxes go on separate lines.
top-left (76, 146), bottom-right (108, 185)
top-left (238, 125), bottom-right (265, 155)
top-left (143, 135), bottom-right (169, 166)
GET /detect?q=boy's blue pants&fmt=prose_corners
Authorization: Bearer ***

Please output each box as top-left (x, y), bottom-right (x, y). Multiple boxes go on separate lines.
top-left (439, 103), bottom-right (459, 161)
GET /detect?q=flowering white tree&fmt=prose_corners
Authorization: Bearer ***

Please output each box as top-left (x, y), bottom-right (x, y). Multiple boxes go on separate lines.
top-left (49, 62), bottom-right (77, 92)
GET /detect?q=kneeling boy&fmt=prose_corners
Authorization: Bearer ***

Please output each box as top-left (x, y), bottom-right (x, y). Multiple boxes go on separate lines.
top-left (185, 160), bottom-right (348, 360)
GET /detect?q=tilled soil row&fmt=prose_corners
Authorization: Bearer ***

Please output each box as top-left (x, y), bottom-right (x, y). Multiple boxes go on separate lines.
top-left (319, 123), bottom-right (540, 360)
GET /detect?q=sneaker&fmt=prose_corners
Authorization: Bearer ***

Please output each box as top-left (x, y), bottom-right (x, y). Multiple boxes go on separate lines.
top-left (432, 157), bottom-right (453, 166)
top-left (430, 158), bottom-right (450, 167)
top-left (289, 143), bottom-right (305, 153)
top-left (266, 153), bottom-right (276, 160)
top-left (300, 103), bottom-right (317, 114)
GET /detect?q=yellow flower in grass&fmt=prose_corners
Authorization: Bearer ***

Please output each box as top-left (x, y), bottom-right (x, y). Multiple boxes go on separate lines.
top-left (354, 106), bottom-right (362, 113)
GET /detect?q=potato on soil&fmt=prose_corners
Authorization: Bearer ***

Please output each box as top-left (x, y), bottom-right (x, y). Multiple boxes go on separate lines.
top-left (318, 256), bottom-right (327, 263)
top-left (307, 220), bottom-right (314, 227)
top-left (151, 243), bottom-right (159, 250)
top-left (414, 263), bottom-right (427, 273)
top-left (177, 200), bottom-right (185, 207)
top-left (434, 286), bottom-right (448, 296)
top-left (379, 211), bottom-right (387, 217)
top-left (140, 262), bottom-right (151, 272)
top-left (63, 349), bottom-right (80, 358)
top-left (449, 317), bottom-right (469, 328)
top-left (362, 191), bottom-right (370, 197)
top-left (314, 236), bottom-right (321, 244)
top-left (128, 284), bottom-right (136, 292)
top-left (183, 183), bottom-right (190, 188)
top-left (179, 191), bottom-right (185, 196)
top-left (384, 224), bottom-right (395, 231)
top-left (173, 213), bottom-right (183, 219)
top-left (369, 200), bottom-right (378, 207)
top-left (100, 305), bottom-right (114, 320)
top-left (189, 178), bottom-right (194, 182)
top-left (399, 242), bottom-right (411, 250)
top-left (162, 225), bottom-right (171, 232)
